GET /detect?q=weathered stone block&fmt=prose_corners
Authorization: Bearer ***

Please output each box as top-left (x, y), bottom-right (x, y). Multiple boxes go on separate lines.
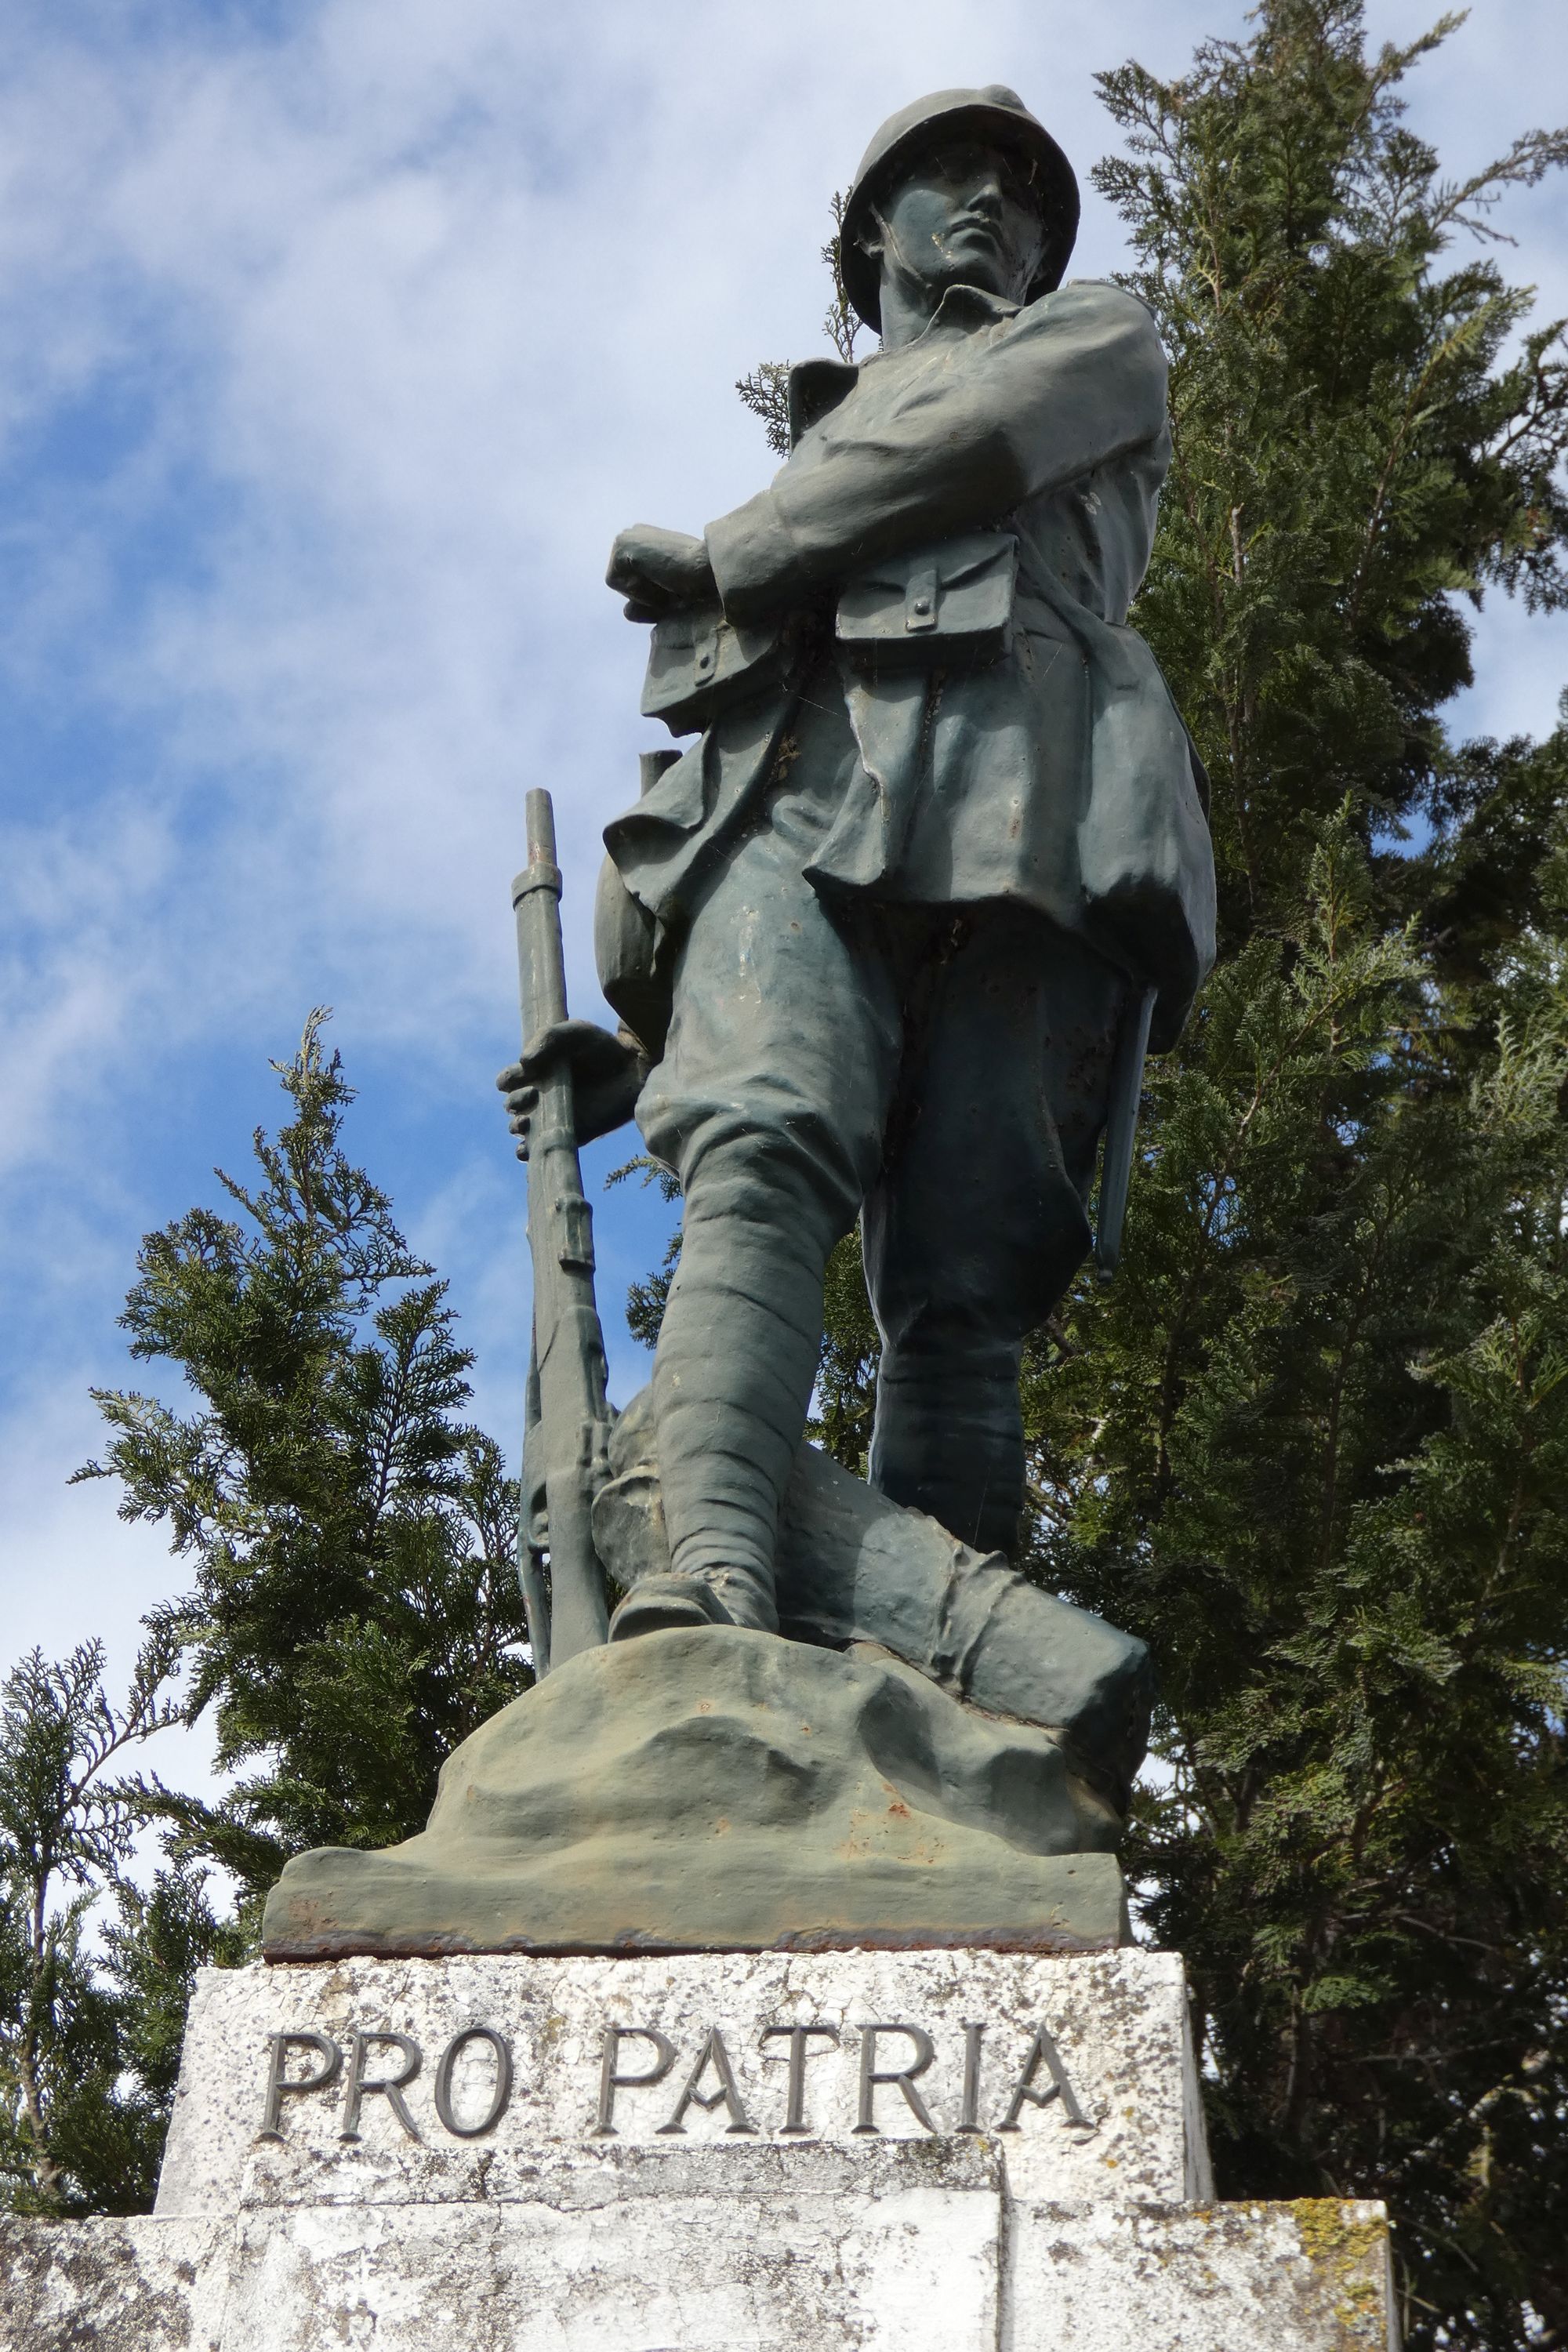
top-left (1009, 2197), bottom-right (1399, 2352)
top-left (0, 2194), bottom-right (1399, 2350)
top-left (216, 2149), bottom-right (1002, 2352)
top-left (156, 1948), bottom-right (1209, 2217)
top-left (0, 1947), bottom-right (1399, 2350)
top-left (0, 2215), bottom-right (230, 2352)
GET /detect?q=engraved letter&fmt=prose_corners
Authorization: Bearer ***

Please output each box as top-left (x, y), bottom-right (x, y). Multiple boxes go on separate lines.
top-left (997, 2024), bottom-right (1089, 2131)
top-left (957, 2020), bottom-right (985, 2133)
top-left (433, 2027), bottom-right (514, 2138)
top-left (593, 2025), bottom-right (677, 2136)
top-left (853, 2024), bottom-right (937, 2134)
top-left (760, 2023), bottom-right (840, 2134)
top-left (259, 2030), bottom-right (342, 2140)
top-left (657, 2027), bottom-right (757, 2135)
top-left (338, 2031), bottom-right (424, 2143)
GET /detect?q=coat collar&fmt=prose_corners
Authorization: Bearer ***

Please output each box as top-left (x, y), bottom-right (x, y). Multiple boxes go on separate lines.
top-left (916, 281), bottom-right (1022, 336)
top-left (786, 284), bottom-right (1024, 448)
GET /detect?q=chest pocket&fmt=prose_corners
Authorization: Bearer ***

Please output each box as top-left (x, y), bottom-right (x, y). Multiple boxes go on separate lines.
top-left (836, 532), bottom-right (1018, 675)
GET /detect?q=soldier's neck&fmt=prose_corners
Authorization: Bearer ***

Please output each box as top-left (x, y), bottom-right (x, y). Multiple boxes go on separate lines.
top-left (877, 270), bottom-right (1022, 349)
top-left (877, 278), bottom-right (938, 349)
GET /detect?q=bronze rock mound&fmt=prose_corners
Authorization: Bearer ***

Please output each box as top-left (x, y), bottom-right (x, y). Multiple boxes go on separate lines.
top-left (261, 1627), bottom-right (1128, 1959)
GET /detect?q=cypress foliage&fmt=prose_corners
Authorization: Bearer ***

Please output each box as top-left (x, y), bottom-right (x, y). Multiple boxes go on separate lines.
top-left (5, 1014), bottom-right (529, 2211)
top-left (76, 1011), bottom-right (529, 1910)
top-left (0, 1637), bottom-right (239, 2212)
top-left (1096, 3), bottom-right (1568, 932)
top-left (1040, 16), bottom-right (1568, 2341)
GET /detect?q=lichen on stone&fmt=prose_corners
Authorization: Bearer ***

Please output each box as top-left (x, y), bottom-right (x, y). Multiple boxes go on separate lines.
top-left (1289, 2200), bottom-right (1391, 2347)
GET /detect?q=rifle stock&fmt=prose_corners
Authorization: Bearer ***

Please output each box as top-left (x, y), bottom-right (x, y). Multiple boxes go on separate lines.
top-left (511, 789), bottom-right (612, 1670)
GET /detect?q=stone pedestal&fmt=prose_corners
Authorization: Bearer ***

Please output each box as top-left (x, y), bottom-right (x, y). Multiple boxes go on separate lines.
top-left (1, 1947), bottom-right (1398, 2349)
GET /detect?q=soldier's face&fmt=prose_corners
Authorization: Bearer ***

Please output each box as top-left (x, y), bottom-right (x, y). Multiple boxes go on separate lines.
top-left (877, 140), bottom-right (1046, 306)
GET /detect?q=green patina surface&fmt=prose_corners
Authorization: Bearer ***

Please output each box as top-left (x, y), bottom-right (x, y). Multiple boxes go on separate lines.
top-left (263, 1628), bottom-right (1131, 1958)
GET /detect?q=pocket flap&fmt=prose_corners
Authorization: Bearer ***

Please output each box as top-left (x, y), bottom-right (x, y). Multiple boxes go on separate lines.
top-left (641, 605), bottom-right (788, 734)
top-left (837, 532), bottom-right (1018, 670)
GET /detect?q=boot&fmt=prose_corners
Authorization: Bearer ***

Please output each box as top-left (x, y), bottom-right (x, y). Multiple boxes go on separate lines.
top-left (608, 1563), bottom-right (779, 1642)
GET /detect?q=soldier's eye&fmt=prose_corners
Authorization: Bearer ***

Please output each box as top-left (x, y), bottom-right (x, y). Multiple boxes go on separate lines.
top-left (999, 160), bottom-right (1038, 210)
top-left (933, 144), bottom-right (989, 183)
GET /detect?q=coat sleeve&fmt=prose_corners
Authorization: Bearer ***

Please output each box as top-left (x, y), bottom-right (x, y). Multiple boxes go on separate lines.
top-left (706, 283), bottom-right (1168, 625)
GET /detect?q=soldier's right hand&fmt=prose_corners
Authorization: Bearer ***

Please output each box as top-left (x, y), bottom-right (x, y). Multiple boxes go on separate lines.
top-left (497, 1020), bottom-right (651, 1160)
top-left (606, 524), bottom-right (717, 619)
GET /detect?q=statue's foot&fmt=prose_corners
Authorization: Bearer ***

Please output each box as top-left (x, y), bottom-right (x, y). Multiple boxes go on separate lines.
top-left (609, 1568), bottom-right (778, 1642)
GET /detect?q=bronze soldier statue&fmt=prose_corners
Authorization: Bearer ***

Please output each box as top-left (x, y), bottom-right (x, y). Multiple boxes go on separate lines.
top-left (260, 85), bottom-right (1216, 1955)
top-left (503, 85), bottom-right (1214, 1648)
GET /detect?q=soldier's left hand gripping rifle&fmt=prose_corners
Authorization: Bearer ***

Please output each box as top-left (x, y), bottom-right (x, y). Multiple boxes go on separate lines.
top-left (500, 789), bottom-right (641, 1671)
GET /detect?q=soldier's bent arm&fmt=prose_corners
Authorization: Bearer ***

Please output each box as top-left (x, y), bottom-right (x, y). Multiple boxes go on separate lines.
top-left (706, 281), bottom-right (1166, 626)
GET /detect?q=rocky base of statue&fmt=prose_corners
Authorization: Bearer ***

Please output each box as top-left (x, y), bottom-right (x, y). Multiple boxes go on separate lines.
top-left (1, 1947), bottom-right (1398, 2350)
top-left (262, 1396), bottom-right (1153, 1958)
top-left (263, 1628), bottom-right (1129, 1958)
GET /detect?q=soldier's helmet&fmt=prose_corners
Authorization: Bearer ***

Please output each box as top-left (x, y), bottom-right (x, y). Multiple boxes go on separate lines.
top-left (839, 85), bottom-right (1080, 335)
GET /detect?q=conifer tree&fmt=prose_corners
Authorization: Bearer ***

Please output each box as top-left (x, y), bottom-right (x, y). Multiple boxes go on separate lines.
top-left (78, 1011), bottom-right (528, 1911)
top-left (2, 1016), bottom-right (525, 2212)
top-left (0, 1636), bottom-right (237, 2212)
top-left (1045, 19), bottom-right (1568, 2342)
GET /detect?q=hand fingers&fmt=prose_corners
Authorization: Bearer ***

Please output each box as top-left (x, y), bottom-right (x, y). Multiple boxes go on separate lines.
top-left (608, 564), bottom-right (670, 612)
top-left (500, 1026), bottom-right (572, 1086)
top-left (499, 1058), bottom-right (537, 1153)
top-left (605, 543), bottom-right (655, 597)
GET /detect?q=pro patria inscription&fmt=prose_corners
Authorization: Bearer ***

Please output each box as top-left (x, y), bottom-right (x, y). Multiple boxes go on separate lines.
top-left (259, 2013), bottom-right (1090, 2146)
top-left (155, 1948), bottom-right (1209, 2217)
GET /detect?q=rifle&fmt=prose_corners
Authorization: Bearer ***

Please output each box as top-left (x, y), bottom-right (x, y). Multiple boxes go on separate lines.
top-left (511, 789), bottom-right (612, 1671)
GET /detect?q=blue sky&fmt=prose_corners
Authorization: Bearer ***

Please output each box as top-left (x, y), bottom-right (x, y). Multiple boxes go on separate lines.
top-left (2, 0), bottom-right (1566, 1801)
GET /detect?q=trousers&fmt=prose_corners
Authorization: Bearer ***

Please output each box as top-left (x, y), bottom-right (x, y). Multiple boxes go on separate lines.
top-left (634, 682), bottom-right (1123, 1594)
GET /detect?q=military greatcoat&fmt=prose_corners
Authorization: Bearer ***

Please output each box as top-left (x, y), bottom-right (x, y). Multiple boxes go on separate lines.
top-left (604, 275), bottom-right (1215, 1057)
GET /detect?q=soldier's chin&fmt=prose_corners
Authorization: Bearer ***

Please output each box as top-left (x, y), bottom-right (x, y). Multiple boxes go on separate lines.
top-left (941, 236), bottom-right (1010, 290)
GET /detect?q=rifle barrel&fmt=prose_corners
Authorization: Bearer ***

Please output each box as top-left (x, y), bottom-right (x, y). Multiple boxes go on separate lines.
top-left (512, 789), bottom-right (611, 1668)
top-left (517, 1334), bottom-right (551, 1673)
